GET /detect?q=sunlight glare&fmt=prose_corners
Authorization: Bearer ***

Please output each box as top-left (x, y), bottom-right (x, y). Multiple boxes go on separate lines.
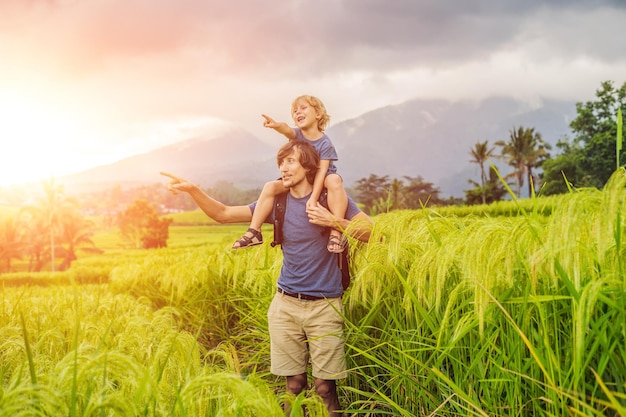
top-left (0, 92), bottom-right (87, 186)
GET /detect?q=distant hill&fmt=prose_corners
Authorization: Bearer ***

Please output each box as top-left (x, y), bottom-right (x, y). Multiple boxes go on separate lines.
top-left (329, 96), bottom-right (575, 197)
top-left (60, 96), bottom-right (577, 197)
top-left (60, 127), bottom-right (278, 192)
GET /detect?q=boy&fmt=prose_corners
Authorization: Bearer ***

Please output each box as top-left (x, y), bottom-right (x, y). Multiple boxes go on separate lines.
top-left (232, 95), bottom-right (349, 253)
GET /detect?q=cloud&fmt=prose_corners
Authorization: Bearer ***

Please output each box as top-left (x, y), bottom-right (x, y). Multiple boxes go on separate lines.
top-left (3, 0), bottom-right (624, 82)
top-left (1, 0), bottom-right (625, 170)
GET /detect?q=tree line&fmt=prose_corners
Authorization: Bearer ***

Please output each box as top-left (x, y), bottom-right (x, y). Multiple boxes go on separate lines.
top-left (360, 80), bottom-right (624, 212)
top-left (0, 180), bottom-right (172, 274)
top-left (468, 80), bottom-right (625, 204)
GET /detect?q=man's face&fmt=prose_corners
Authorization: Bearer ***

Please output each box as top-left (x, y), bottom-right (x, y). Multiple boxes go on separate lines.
top-left (279, 150), bottom-right (308, 188)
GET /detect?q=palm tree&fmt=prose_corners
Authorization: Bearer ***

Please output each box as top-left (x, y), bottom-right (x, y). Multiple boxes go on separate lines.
top-left (0, 217), bottom-right (25, 273)
top-left (389, 178), bottom-right (405, 210)
top-left (22, 179), bottom-right (78, 272)
top-left (469, 140), bottom-right (496, 204)
top-left (522, 132), bottom-right (551, 195)
top-left (465, 166), bottom-right (508, 205)
top-left (43, 179), bottom-right (61, 271)
top-left (20, 212), bottom-right (48, 272)
top-left (57, 211), bottom-right (100, 270)
top-left (496, 127), bottom-right (551, 197)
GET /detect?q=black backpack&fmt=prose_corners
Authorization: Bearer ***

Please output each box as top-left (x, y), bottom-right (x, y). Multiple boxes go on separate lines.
top-left (270, 190), bottom-right (351, 291)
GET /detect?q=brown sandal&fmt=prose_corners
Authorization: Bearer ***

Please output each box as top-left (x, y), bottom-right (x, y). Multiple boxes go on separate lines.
top-left (232, 228), bottom-right (263, 249)
top-left (327, 234), bottom-right (347, 253)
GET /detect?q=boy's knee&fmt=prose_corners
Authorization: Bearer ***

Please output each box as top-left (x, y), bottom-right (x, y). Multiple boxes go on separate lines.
top-left (325, 174), bottom-right (343, 190)
top-left (261, 180), bottom-right (283, 195)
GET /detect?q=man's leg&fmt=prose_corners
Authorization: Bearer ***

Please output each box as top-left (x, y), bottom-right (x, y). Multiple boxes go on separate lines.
top-left (285, 373), bottom-right (308, 414)
top-left (315, 378), bottom-right (341, 417)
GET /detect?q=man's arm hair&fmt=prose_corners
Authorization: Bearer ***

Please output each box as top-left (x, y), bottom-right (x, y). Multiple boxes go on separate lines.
top-left (307, 204), bottom-right (373, 242)
top-left (187, 185), bottom-right (253, 224)
top-left (161, 172), bottom-right (253, 224)
top-left (339, 212), bottom-right (373, 242)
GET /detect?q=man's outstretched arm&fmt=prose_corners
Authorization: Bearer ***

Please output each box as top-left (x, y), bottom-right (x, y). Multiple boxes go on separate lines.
top-left (161, 172), bottom-right (253, 224)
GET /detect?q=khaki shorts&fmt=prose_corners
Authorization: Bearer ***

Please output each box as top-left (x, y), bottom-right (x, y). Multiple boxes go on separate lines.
top-left (268, 292), bottom-right (346, 380)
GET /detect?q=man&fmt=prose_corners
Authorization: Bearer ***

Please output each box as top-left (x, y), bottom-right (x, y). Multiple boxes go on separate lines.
top-left (161, 140), bottom-right (372, 416)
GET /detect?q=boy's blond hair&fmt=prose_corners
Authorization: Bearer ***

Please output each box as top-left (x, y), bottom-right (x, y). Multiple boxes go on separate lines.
top-left (291, 95), bottom-right (331, 131)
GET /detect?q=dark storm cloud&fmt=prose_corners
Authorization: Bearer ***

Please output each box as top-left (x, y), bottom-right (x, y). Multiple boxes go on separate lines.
top-left (300, 0), bottom-right (626, 67)
top-left (2, 0), bottom-right (624, 79)
top-left (177, 0), bottom-right (626, 78)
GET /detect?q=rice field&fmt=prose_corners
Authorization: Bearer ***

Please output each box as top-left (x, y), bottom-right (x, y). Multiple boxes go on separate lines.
top-left (1, 170), bottom-right (626, 416)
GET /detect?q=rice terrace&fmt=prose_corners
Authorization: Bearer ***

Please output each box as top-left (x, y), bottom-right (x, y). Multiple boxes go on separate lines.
top-left (0, 166), bottom-right (624, 416)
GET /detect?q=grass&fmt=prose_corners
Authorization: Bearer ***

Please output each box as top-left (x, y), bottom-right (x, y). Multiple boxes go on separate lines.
top-left (163, 209), bottom-right (218, 225)
top-left (2, 170), bottom-right (626, 415)
top-left (339, 169), bottom-right (626, 416)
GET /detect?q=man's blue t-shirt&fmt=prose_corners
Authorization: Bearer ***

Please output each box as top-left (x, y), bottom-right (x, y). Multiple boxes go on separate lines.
top-left (249, 193), bottom-right (360, 298)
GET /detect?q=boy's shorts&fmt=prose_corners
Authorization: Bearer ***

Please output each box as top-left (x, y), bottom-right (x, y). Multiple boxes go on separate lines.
top-left (268, 291), bottom-right (346, 380)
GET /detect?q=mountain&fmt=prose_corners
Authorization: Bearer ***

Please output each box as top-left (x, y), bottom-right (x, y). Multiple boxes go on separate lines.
top-left (328, 96), bottom-right (575, 197)
top-left (60, 96), bottom-right (577, 198)
top-left (60, 127), bottom-right (278, 192)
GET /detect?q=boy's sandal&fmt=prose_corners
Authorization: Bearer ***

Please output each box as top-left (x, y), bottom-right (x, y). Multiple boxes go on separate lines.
top-left (327, 234), bottom-right (347, 253)
top-left (232, 228), bottom-right (263, 249)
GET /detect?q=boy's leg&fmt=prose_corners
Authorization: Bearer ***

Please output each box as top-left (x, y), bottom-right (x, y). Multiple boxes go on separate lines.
top-left (232, 180), bottom-right (287, 248)
top-left (324, 174), bottom-right (349, 253)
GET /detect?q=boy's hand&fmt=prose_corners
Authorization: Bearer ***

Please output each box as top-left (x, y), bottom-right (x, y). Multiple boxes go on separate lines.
top-left (262, 114), bottom-right (296, 140)
top-left (261, 114), bottom-right (279, 129)
top-left (306, 196), bottom-right (317, 211)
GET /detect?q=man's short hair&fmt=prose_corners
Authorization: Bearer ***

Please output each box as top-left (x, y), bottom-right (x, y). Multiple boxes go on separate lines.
top-left (277, 140), bottom-right (320, 185)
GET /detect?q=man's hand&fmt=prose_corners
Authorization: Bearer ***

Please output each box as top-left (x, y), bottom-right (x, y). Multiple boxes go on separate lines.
top-left (160, 172), bottom-right (196, 195)
top-left (306, 202), bottom-right (337, 228)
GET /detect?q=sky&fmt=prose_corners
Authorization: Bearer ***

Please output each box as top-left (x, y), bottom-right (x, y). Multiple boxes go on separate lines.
top-left (1, 0), bottom-right (625, 187)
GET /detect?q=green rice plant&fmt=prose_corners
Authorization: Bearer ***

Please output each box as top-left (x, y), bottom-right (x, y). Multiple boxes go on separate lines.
top-left (0, 382), bottom-right (66, 416)
top-left (342, 169), bottom-right (626, 416)
top-left (106, 235), bottom-right (279, 366)
top-left (54, 349), bottom-right (155, 416)
top-left (1, 281), bottom-right (292, 416)
top-left (4, 170), bottom-right (626, 416)
top-left (174, 371), bottom-right (285, 417)
top-left (432, 193), bottom-right (561, 218)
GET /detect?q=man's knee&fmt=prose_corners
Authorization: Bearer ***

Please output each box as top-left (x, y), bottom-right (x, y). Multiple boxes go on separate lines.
top-left (314, 379), bottom-right (337, 398)
top-left (286, 374), bottom-right (308, 395)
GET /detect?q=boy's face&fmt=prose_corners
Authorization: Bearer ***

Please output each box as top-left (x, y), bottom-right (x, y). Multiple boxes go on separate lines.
top-left (292, 99), bottom-right (320, 130)
top-left (279, 149), bottom-right (308, 189)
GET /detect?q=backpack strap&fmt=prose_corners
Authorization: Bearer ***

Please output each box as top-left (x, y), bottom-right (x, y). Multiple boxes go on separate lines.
top-left (271, 191), bottom-right (289, 247)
